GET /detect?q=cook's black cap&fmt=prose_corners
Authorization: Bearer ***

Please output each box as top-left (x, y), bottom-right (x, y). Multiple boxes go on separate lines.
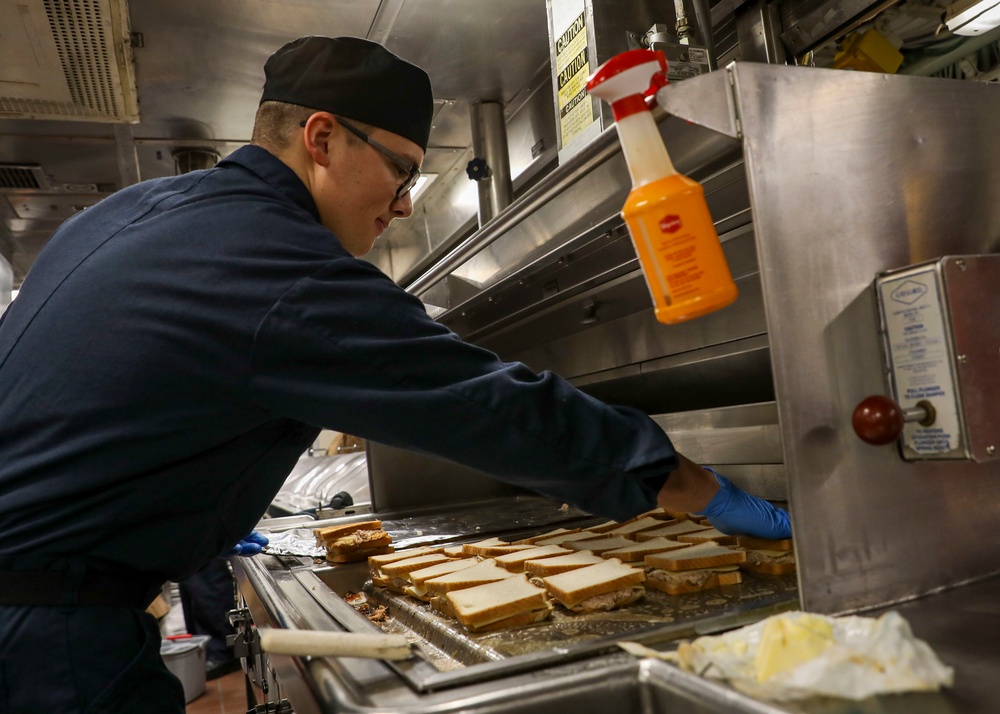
top-left (260, 36), bottom-right (433, 151)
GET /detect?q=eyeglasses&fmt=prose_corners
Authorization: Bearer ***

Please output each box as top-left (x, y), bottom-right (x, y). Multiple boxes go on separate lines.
top-left (301, 117), bottom-right (421, 199)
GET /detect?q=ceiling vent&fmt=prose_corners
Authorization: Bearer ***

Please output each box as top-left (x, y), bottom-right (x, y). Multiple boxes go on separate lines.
top-left (0, 164), bottom-right (50, 192)
top-left (0, 0), bottom-right (139, 122)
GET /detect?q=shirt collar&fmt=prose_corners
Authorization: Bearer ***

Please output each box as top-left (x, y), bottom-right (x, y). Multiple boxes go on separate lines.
top-left (218, 145), bottom-right (320, 222)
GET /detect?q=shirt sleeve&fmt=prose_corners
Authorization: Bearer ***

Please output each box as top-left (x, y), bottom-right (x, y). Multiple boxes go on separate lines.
top-left (249, 257), bottom-right (678, 522)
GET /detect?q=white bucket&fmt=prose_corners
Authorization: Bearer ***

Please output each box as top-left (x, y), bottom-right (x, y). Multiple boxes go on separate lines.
top-left (160, 634), bottom-right (212, 703)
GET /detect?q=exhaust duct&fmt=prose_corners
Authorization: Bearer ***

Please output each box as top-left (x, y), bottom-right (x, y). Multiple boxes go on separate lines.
top-left (0, 0), bottom-right (139, 122)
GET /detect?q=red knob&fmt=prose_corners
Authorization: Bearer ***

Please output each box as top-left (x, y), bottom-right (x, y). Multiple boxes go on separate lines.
top-left (852, 395), bottom-right (904, 445)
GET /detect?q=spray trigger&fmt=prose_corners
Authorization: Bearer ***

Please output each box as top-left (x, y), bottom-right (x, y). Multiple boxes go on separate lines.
top-left (645, 69), bottom-right (669, 104)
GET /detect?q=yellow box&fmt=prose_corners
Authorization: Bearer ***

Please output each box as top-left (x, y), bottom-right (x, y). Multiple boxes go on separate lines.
top-left (833, 29), bottom-right (903, 74)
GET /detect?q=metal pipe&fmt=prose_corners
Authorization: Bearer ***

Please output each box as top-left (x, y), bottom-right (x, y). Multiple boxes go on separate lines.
top-left (688, 0), bottom-right (718, 67)
top-left (736, 0), bottom-right (787, 65)
top-left (674, 0), bottom-right (692, 45)
top-left (899, 25), bottom-right (1000, 76)
top-left (469, 101), bottom-right (514, 228)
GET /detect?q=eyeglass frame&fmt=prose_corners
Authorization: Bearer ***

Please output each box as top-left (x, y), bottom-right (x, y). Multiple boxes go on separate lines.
top-left (299, 116), bottom-right (421, 199)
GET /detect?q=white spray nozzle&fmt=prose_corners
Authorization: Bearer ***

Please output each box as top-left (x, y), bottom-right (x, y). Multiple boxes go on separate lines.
top-left (586, 49), bottom-right (668, 120)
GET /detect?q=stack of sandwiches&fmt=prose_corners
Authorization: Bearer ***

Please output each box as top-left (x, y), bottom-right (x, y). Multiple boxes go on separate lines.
top-left (494, 545), bottom-right (571, 572)
top-left (541, 558), bottom-right (645, 613)
top-left (445, 574), bottom-right (553, 632)
top-left (346, 510), bottom-right (792, 633)
top-left (391, 558), bottom-right (482, 600)
top-left (676, 527), bottom-right (740, 546)
top-left (422, 558), bottom-right (514, 600)
top-left (367, 546), bottom-right (442, 578)
top-left (522, 551), bottom-right (605, 577)
top-left (643, 542), bottom-right (747, 595)
top-left (735, 536), bottom-right (796, 575)
top-left (634, 521), bottom-right (714, 542)
top-left (600, 537), bottom-right (691, 563)
top-left (371, 552), bottom-right (453, 594)
top-left (314, 520), bottom-right (393, 563)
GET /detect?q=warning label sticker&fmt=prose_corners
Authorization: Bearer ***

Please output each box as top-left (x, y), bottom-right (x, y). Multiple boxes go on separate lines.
top-left (552, 2), bottom-right (594, 148)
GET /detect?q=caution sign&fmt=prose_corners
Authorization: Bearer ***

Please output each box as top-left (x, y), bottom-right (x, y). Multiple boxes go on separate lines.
top-left (552, 0), bottom-right (594, 150)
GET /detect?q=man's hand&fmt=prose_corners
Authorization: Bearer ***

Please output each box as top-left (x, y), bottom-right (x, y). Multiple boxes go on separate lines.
top-left (697, 468), bottom-right (791, 540)
top-left (223, 530), bottom-right (269, 557)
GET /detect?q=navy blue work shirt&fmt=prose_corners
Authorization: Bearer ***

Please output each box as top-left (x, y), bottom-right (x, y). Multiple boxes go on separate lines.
top-left (0, 146), bottom-right (678, 583)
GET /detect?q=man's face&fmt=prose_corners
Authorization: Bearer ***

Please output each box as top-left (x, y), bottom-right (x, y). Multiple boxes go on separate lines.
top-left (309, 117), bottom-right (422, 257)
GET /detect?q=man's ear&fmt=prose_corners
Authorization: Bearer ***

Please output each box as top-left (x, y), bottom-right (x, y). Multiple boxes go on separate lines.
top-left (302, 113), bottom-right (336, 168)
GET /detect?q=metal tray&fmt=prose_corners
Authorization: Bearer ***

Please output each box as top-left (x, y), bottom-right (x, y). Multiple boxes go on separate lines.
top-left (290, 496), bottom-right (800, 694)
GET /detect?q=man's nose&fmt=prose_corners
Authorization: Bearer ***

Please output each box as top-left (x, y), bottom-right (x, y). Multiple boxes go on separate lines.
top-left (391, 191), bottom-right (414, 218)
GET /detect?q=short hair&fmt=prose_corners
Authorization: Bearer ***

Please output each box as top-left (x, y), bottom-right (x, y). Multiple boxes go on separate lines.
top-left (251, 101), bottom-right (379, 153)
top-left (250, 101), bottom-right (316, 152)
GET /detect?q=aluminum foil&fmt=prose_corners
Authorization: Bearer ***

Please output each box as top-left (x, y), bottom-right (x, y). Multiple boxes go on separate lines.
top-left (262, 528), bottom-right (326, 558)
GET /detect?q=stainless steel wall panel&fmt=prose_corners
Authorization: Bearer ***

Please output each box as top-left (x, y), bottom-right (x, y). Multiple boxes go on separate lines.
top-left (493, 229), bottom-right (763, 375)
top-left (660, 64), bottom-right (1000, 613)
top-left (651, 402), bottom-right (786, 498)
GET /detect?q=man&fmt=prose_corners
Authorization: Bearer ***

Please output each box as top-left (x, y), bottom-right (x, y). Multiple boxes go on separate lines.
top-left (0, 36), bottom-right (787, 712)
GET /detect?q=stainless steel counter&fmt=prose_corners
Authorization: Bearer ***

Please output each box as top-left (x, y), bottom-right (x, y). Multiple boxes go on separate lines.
top-left (232, 497), bottom-right (998, 714)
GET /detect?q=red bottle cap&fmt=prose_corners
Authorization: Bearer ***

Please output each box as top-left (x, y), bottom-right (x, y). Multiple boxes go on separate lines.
top-left (586, 49), bottom-right (668, 121)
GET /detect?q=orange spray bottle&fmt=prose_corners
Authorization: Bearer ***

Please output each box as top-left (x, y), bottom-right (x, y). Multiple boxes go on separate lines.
top-left (586, 50), bottom-right (737, 324)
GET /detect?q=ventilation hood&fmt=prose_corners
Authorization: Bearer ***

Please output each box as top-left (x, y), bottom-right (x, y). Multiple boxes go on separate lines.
top-left (0, 0), bottom-right (139, 122)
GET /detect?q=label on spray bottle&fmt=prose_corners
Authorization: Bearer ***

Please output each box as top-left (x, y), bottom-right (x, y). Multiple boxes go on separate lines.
top-left (624, 174), bottom-right (737, 323)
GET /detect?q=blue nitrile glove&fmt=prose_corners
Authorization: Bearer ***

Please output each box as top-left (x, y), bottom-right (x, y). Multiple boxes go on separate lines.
top-left (223, 530), bottom-right (269, 557)
top-left (697, 468), bottom-right (791, 540)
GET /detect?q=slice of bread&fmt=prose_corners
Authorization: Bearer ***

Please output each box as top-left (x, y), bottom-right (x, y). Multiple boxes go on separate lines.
top-left (314, 520), bottom-right (383, 545)
top-left (740, 560), bottom-right (797, 575)
top-left (442, 545), bottom-right (467, 557)
top-left (534, 531), bottom-right (606, 547)
top-left (446, 574), bottom-right (552, 631)
top-left (461, 538), bottom-right (536, 557)
top-left (676, 527), bottom-right (740, 546)
top-left (327, 544), bottom-right (393, 563)
top-left (736, 536), bottom-right (793, 551)
top-left (495, 545), bottom-right (571, 572)
top-left (522, 551), bottom-right (605, 576)
top-left (512, 527), bottom-right (581, 545)
top-left (634, 507), bottom-right (676, 521)
top-left (542, 558), bottom-right (645, 611)
top-left (368, 546), bottom-right (442, 571)
top-left (564, 536), bottom-right (635, 554)
top-left (584, 520), bottom-right (625, 534)
top-left (409, 558), bottom-right (481, 586)
top-left (393, 558), bottom-right (483, 600)
top-left (644, 542), bottom-right (746, 571)
top-left (379, 553), bottom-right (452, 577)
top-left (608, 517), bottom-right (671, 539)
top-left (600, 537), bottom-right (692, 562)
top-left (635, 521), bottom-right (714, 542)
top-left (424, 559), bottom-right (515, 594)
top-left (461, 604), bottom-right (554, 632)
top-left (646, 566), bottom-right (742, 595)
